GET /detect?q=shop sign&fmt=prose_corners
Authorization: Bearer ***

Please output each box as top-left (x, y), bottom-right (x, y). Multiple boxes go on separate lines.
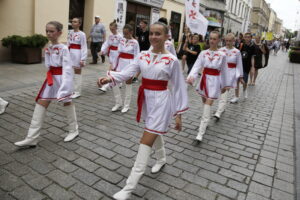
top-left (151, 7), bottom-right (160, 24)
top-left (132, 0), bottom-right (165, 8)
top-left (115, 0), bottom-right (127, 33)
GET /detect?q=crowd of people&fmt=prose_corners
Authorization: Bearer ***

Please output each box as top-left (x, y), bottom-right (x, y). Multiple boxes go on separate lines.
top-left (0, 15), bottom-right (281, 200)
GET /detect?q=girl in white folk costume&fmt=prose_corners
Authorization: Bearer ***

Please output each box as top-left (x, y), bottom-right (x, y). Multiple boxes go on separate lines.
top-left (98, 22), bottom-right (188, 200)
top-left (98, 20), bottom-right (122, 92)
top-left (68, 18), bottom-right (87, 98)
top-left (187, 31), bottom-right (227, 141)
top-left (103, 24), bottom-right (140, 113)
top-left (214, 33), bottom-right (243, 119)
top-left (15, 21), bottom-right (79, 147)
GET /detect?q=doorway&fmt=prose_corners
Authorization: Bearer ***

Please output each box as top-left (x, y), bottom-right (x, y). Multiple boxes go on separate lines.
top-left (69, 0), bottom-right (85, 30)
top-left (126, 2), bottom-right (151, 35)
top-left (170, 11), bottom-right (181, 42)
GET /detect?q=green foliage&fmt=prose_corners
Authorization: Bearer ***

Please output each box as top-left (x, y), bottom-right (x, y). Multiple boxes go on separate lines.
top-left (2, 34), bottom-right (48, 48)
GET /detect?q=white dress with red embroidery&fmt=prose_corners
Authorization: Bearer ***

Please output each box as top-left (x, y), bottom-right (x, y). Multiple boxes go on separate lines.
top-left (165, 40), bottom-right (177, 56)
top-left (149, 40), bottom-right (177, 56)
top-left (108, 51), bottom-right (188, 135)
top-left (67, 30), bottom-right (87, 68)
top-left (101, 33), bottom-right (122, 67)
top-left (188, 49), bottom-right (227, 99)
top-left (36, 44), bottom-right (74, 102)
top-left (113, 38), bottom-right (140, 72)
top-left (219, 47), bottom-right (243, 88)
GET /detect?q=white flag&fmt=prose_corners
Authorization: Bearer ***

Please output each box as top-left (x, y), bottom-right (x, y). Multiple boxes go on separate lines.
top-left (185, 0), bottom-right (208, 37)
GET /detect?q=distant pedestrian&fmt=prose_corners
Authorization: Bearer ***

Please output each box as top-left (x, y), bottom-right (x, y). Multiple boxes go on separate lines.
top-left (15, 21), bottom-right (79, 147)
top-left (177, 26), bottom-right (191, 71)
top-left (68, 17), bottom-right (88, 98)
top-left (88, 16), bottom-right (106, 64)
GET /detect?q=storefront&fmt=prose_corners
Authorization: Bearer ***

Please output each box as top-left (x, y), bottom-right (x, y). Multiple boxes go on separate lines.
top-left (115, 0), bottom-right (165, 35)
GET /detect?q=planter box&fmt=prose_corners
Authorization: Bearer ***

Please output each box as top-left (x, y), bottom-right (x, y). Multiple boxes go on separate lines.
top-left (290, 50), bottom-right (300, 63)
top-left (11, 46), bottom-right (42, 64)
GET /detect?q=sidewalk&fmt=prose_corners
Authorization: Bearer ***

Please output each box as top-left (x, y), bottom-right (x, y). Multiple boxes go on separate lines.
top-left (0, 51), bottom-right (297, 200)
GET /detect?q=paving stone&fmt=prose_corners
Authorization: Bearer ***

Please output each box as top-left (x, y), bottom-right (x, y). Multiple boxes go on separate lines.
top-left (93, 180), bottom-right (120, 197)
top-left (10, 185), bottom-right (45, 200)
top-left (249, 181), bottom-right (271, 198)
top-left (53, 158), bottom-right (78, 173)
top-left (3, 161), bottom-right (31, 176)
top-left (43, 183), bottom-right (75, 200)
top-left (157, 173), bottom-right (187, 189)
top-left (219, 168), bottom-right (246, 182)
top-left (144, 190), bottom-right (173, 200)
top-left (181, 171), bottom-right (208, 187)
top-left (0, 172), bottom-right (24, 192)
top-left (94, 167), bottom-right (123, 184)
top-left (255, 163), bottom-right (275, 176)
top-left (208, 182), bottom-right (238, 199)
top-left (28, 159), bottom-right (54, 175)
top-left (92, 146), bottom-right (116, 159)
top-left (184, 183), bottom-right (217, 200)
top-left (75, 147), bottom-right (99, 161)
top-left (140, 176), bottom-right (170, 193)
top-left (273, 178), bottom-right (294, 194)
top-left (70, 182), bottom-right (103, 200)
top-left (47, 170), bottom-right (77, 188)
top-left (74, 157), bottom-right (99, 172)
top-left (71, 168), bottom-right (100, 186)
top-left (94, 156), bottom-right (121, 170)
top-left (272, 188), bottom-right (294, 200)
top-left (231, 165), bottom-right (253, 176)
top-left (22, 172), bottom-right (52, 190)
top-left (198, 169), bottom-right (227, 184)
top-left (167, 188), bottom-right (202, 200)
top-left (275, 170), bottom-right (294, 183)
top-left (173, 160), bottom-right (199, 174)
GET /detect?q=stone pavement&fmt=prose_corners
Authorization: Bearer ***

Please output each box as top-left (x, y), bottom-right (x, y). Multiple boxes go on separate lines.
top-left (0, 51), bottom-right (297, 200)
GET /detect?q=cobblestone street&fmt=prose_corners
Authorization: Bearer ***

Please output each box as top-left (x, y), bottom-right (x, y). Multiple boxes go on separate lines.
top-left (0, 51), bottom-right (298, 200)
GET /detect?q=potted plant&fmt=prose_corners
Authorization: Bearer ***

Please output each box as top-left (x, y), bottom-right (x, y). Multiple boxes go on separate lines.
top-left (2, 34), bottom-right (48, 64)
top-left (289, 43), bottom-right (300, 63)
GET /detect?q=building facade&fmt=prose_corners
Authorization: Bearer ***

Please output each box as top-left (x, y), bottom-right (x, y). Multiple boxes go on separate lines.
top-left (199, 0), bottom-right (227, 36)
top-left (0, 0), bottom-right (186, 61)
top-left (249, 0), bottom-right (270, 35)
top-left (223, 0), bottom-right (252, 35)
top-left (268, 7), bottom-right (276, 32)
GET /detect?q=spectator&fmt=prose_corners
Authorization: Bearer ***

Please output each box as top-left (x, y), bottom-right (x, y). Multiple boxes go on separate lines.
top-left (88, 16), bottom-right (106, 64)
top-left (184, 34), bottom-right (201, 74)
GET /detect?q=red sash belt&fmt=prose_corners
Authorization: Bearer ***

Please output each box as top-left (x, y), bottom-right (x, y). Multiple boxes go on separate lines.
top-left (113, 53), bottom-right (134, 71)
top-left (69, 44), bottom-right (81, 49)
top-left (47, 66), bottom-right (62, 86)
top-left (136, 78), bottom-right (168, 122)
top-left (228, 63), bottom-right (237, 68)
top-left (108, 46), bottom-right (118, 56)
top-left (200, 68), bottom-right (220, 97)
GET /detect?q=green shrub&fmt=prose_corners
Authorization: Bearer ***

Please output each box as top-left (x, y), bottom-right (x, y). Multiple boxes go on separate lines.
top-left (2, 34), bottom-right (48, 48)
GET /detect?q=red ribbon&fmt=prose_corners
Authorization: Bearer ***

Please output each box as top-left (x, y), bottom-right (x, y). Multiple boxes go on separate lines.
top-left (113, 52), bottom-right (134, 71)
top-left (108, 46), bottom-right (118, 57)
top-left (136, 78), bottom-right (168, 122)
top-left (68, 44), bottom-right (81, 50)
top-left (46, 66), bottom-right (62, 86)
top-left (200, 68), bottom-right (220, 97)
top-left (228, 63), bottom-right (237, 68)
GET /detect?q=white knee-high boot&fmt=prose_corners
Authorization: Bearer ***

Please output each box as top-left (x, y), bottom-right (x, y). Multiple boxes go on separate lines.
top-left (151, 136), bottom-right (166, 173)
top-left (214, 91), bottom-right (228, 119)
top-left (196, 104), bottom-right (211, 141)
top-left (63, 103), bottom-right (79, 142)
top-left (72, 74), bottom-right (82, 98)
top-left (14, 104), bottom-right (46, 146)
top-left (113, 144), bottom-right (152, 200)
top-left (121, 84), bottom-right (132, 113)
top-left (112, 86), bottom-right (123, 112)
top-left (0, 98), bottom-right (9, 114)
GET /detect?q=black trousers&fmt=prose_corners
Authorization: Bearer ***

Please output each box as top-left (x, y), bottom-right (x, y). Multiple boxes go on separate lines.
top-left (90, 42), bottom-right (105, 63)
